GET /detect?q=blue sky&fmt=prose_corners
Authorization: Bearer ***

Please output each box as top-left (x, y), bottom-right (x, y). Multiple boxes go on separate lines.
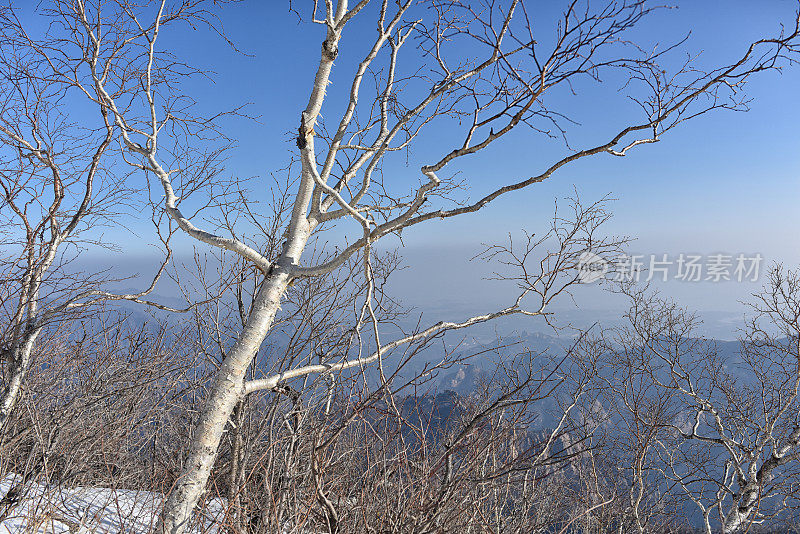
top-left (59, 1), bottom-right (799, 329)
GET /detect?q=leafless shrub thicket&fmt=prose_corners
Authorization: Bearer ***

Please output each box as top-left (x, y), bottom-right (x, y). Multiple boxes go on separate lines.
top-left (0, 312), bottom-right (197, 529)
top-left (2, 266), bottom-right (800, 534)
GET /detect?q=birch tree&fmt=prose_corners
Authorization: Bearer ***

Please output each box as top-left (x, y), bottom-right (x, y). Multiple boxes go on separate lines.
top-left (606, 268), bottom-right (800, 533)
top-left (5, 1), bottom-right (800, 532)
top-left (0, 6), bottom-right (192, 431)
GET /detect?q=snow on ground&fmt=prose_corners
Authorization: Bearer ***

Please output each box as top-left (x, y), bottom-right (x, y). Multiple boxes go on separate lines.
top-left (0, 474), bottom-right (225, 533)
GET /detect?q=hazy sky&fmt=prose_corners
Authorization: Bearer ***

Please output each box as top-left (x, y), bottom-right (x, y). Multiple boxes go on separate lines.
top-left (61, 1), bottom-right (799, 332)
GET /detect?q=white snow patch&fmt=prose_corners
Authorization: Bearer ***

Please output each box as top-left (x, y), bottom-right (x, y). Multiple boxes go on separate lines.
top-left (0, 474), bottom-right (225, 533)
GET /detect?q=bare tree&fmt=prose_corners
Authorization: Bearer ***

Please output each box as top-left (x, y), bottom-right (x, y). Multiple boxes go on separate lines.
top-left (3, 1), bottom-right (800, 532)
top-left (174, 195), bottom-right (620, 533)
top-left (584, 319), bottom-right (688, 533)
top-left (0, 4), bottom-right (195, 430)
top-left (600, 267), bottom-right (800, 534)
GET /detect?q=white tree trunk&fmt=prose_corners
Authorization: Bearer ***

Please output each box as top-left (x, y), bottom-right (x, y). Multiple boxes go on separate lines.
top-left (0, 329), bottom-right (40, 429)
top-left (158, 3), bottom-right (341, 527)
top-left (159, 266), bottom-right (290, 534)
top-left (722, 486), bottom-right (759, 534)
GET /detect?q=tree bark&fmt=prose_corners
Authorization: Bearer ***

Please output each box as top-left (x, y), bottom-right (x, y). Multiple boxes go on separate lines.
top-left (0, 329), bottom-right (40, 430)
top-left (158, 4), bottom-right (342, 527)
top-left (158, 266), bottom-right (290, 534)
